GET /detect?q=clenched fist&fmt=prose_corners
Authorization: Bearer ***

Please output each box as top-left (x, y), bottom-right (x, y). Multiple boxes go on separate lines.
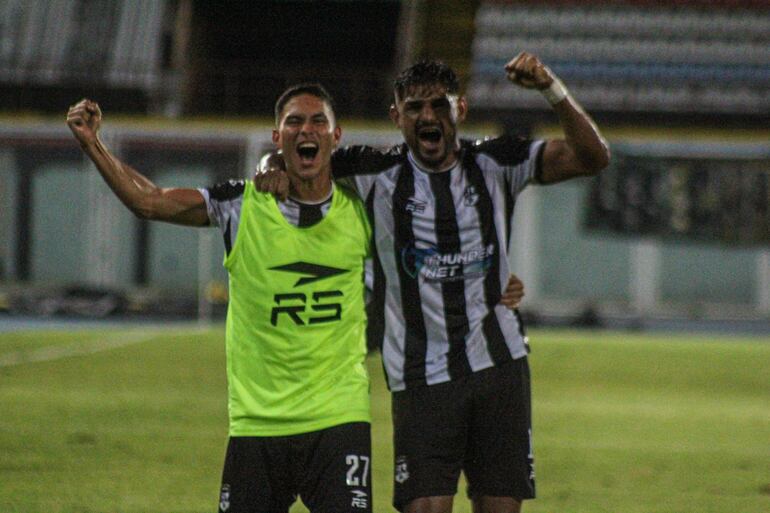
top-left (504, 52), bottom-right (555, 90)
top-left (66, 99), bottom-right (102, 147)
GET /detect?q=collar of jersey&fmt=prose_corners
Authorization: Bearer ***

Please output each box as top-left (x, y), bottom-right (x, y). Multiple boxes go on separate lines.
top-left (272, 182), bottom-right (336, 231)
top-left (285, 182), bottom-right (334, 206)
top-left (407, 150), bottom-right (460, 175)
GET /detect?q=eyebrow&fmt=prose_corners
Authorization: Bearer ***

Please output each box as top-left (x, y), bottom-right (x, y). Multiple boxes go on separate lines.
top-left (284, 112), bottom-right (329, 122)
top-left (404, 97), bottom-right (451, 108)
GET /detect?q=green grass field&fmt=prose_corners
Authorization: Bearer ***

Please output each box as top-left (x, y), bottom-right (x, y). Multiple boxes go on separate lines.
top-left (1, 326), bottom-right (768, 513)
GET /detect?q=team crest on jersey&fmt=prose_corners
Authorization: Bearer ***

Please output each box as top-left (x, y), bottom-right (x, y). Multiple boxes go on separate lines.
top-left (395, 456), bottom-right (410, 484)
top-left (463, 185), bottom-right (479, 206)
top-left (219, 484), bottom-right (231, 512)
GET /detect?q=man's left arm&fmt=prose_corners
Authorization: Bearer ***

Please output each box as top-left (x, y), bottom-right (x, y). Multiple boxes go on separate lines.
top-left (505, 52), bottom-right (610, 184)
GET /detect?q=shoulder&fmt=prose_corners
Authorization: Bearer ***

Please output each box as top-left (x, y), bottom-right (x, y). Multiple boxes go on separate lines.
top-left (334, 143), bottom-right (407, 160)
top-left (463, 134), bottom-right (539, 167)
top-left (332, 144), bottom-right (407, 177)
top-left (207, 179), bottom-right (246, 201)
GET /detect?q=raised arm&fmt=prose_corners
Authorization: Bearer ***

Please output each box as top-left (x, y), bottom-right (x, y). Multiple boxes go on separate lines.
top-left (66, 99), bottom-right (209, 226)
top-left (505, 52), bottom-right (610, 185)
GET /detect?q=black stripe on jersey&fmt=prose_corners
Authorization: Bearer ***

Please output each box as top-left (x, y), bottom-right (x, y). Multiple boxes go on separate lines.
top-left (533, 141), bottom-right (547, 184)
top-left (224, 218), bottom-right (233, 255)
top-left (503, 173), bottom-right (514, 247)
top-left (428, 171), bottom-right (473, 380)
top-left (366, 186), bottom-right (386, 356)
top-left (393, 162), bottom-right (428, 388)
top-left (464, 151), bottom-right (514, 366)
top-left (513, 308), bottom-right (527, 337)
top-left (297, 203), bottom-right (324, 227)
top-left (208, 179), bottom-right (245, 200)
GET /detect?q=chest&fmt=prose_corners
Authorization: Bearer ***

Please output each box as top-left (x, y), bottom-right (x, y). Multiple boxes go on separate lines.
top-left (386, 167), bottom-right (501, 245)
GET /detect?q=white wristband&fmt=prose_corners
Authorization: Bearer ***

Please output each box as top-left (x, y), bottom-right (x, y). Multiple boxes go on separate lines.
top-left (541, 78), bottom-right (568, 105)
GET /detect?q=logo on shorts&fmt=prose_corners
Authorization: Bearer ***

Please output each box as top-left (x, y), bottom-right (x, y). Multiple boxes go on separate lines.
top-left (351, 489), bottom-right (368, 509)
top-left (219, 484), bottom-right (231, 512)
top-left (394, 456), bottom-right (410, 484)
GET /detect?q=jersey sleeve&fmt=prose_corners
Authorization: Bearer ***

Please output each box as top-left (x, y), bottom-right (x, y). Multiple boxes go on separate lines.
top-left (331, 144), bottom-right (405, 202)
top-left (199, 179), bottom-right (245, 254)
top-left (469, 134), bottom-right (546, 197)
top-left (331, 144), bottom-right (405, 178)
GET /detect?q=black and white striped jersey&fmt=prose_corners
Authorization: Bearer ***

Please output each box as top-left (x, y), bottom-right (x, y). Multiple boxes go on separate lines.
top-left (200, 180), bottom-right (334, 253)
top-left (333, 134), bottom-right (545, 391)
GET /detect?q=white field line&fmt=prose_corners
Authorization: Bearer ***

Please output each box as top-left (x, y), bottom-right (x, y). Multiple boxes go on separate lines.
top-left (0, 329), bottom-right (197, 368)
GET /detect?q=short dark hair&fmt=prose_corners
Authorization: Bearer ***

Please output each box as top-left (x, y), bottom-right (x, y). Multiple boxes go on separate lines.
top-left (274, 83), bottom-right (336, 123)
top-left (393, 60), bottom-right (460, 101)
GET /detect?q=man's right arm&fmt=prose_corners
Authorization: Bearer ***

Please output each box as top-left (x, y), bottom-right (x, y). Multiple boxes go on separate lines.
top-left (66, 99), bottom-right (209, 227)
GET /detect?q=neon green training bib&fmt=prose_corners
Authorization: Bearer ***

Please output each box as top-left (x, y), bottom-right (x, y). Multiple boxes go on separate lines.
top-left (223, 182), bottom-right (371, 436)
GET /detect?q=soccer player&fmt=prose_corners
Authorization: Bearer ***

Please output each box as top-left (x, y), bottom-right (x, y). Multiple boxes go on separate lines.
top-left (255, 52), bottom-right (609, 513)
top-left (66, 84), bottom-right (375, 513)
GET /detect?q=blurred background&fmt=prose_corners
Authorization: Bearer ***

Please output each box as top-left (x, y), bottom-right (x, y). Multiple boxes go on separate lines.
top-left (1, 0), bottom-right (769, 333)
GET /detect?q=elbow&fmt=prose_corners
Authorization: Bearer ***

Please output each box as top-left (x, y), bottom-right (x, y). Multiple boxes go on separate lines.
top-left (130, 206), bottom-right (154, 221)
top-left (582, 144), bottom-right (611, 176)
top-left (129, 197), bottom-right (160, 221)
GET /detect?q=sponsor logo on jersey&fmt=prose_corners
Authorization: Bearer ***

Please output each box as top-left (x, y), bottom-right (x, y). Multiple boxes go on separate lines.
top-left (269, 261), bottom-right (348, 286)
top-left (401, 244), bottom-right (494, 281)
top-left (269, 261), bottom-right (348, 325)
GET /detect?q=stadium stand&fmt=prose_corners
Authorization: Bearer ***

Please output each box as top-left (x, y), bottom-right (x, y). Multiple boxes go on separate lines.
top-left (469, 1), bottom-right (770, 120)
top-left (0, 0), bottom-right (171, 112)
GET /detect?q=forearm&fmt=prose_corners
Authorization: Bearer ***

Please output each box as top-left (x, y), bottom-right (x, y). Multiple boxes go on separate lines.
top-left (79, 136), bottom-right (163, 219)
top-left (536, 85), bottom-right (611, 184)
top-left (503, 53), bottom-right (610, 184)
top-left (67, 98), bottom-right (207, 225)
top-left (79, 137), bottom-right (207, 225)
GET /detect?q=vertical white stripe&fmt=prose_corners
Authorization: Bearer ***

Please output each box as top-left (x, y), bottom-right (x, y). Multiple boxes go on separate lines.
top-left (373, 169), bottom-right (407, 391)
top-left (452, 163), bottom-right (494, 372)
top-left (410, 167), bottom-right (450, 385)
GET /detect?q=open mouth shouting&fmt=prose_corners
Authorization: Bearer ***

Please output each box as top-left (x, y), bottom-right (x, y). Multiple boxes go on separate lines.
top-left (296, 141), bottom-right (319, 166)
top-left (417, 125), bottom-right (443, 153)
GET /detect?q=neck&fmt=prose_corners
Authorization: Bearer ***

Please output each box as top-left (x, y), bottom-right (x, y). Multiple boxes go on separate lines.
top-left (288, 174), bottom-right (333, 203)
top-left (409, 150), bottom-right (460, 174)
top-left (289, 183), bottom-right (334, 204)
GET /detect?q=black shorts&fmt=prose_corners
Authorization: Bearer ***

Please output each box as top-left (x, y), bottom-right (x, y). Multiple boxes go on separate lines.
top-left (391, 358), bottom-right (534, 511)
top-left (218, 422), bottom-right (372, 513)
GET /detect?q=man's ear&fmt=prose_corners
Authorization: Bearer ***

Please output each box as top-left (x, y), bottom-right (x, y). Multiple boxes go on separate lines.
top-left (389, 104), bottom-right (400, 126)
top-left (272, 129), bottom-right (280, 146)
top-left (456, 96), bottom-right (468, 123)
top-left (333, 125), bottom-right (342, 147)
